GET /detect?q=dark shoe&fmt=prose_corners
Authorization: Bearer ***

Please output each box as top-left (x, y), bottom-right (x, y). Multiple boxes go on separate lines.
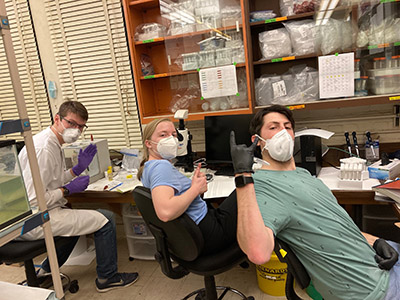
top-left (95, 272), bottom-right (139, 293)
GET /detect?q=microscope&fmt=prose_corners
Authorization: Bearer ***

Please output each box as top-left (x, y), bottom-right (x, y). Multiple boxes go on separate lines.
top-left (174, 109), bottom-right (194, 172)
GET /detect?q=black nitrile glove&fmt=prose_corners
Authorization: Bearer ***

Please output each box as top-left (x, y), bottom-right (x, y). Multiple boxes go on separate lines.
top-left (230, 131), bottom-right (259, 175)
top-left (373, 238), bottom-right (399, 270)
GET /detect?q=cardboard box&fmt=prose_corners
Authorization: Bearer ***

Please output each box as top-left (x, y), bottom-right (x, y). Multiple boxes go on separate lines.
top-left (368, 159), bottom-right (400, 180)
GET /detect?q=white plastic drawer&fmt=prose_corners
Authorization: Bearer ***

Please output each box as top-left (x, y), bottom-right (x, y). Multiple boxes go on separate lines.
top-left (126, 236), bottom-right (156, 260)
top-left (123, 215), bottom-right (152, 237)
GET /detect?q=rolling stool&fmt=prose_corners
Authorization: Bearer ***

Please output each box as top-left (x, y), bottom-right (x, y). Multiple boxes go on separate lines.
top-left (0, 237), bottom-right (79, 293)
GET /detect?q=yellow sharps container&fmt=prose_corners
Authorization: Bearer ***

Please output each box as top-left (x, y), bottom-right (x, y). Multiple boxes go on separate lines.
top-left (256, 251), bottom-right (287, 296)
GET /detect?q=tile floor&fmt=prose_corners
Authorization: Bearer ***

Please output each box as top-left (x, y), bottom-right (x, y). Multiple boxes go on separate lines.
top-left (0, 223), bottom-right (297, 299)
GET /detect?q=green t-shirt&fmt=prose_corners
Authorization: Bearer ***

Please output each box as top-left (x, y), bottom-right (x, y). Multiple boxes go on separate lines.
top-left (253, 167), bottom-right (389, 300)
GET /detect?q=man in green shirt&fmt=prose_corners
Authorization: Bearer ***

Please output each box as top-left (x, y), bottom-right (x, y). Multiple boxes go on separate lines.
top-left (230, 105), bottom-right (399, 300)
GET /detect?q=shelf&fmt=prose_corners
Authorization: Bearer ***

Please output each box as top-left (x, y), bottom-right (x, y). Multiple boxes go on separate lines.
top-left (128, 0), bottom-right (158, 9)
top-left (255, 94), bottom-right (400, 112)
top-left (250, 12), bottom-right (314, 27)
top-left (140, 63), bottom-right (245, 80)
top-left (254, 53), bottom-right (318, 65)
top-left (367, 41), bottom-right (400, 50)
top-left (141, 107), bottom-right (253, 124)
top-left (135, 24), bottom-right (243, 46)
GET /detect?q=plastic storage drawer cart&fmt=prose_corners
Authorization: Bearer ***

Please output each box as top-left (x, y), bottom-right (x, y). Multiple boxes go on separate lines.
top-left (122, 204), bottom-right (156, 260)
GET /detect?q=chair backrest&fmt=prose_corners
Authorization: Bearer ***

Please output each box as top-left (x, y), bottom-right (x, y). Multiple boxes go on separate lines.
top-left (132, 186), bottom-right (204, 262)
top-left (274, 237), bottom-right (311, 300)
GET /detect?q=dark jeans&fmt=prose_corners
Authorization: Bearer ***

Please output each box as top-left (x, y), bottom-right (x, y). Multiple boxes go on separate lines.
top-left (42, 209), bottom-right (118, 280)
top-left (198, 190), bottom-right (238, 255)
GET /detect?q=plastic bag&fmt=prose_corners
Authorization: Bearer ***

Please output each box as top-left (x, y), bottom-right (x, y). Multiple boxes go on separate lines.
top-left (284, 20), bottom-right (316, 56)
top-left (140, 54), bottom-right (154, 76)
top-left (120, 149), bottom-right (141, 172)
top-left (289, 65), bottom-right (319, 102)
top-left (255, 65), bottom-right (319, 106)
top-left (293, 0), bottom-right (318, 14)
top-left (134, 23), bottom-right (166, 41)
top-left (280, 0), bottom-right (294, 16)
top-left (259, 28), bottom-right (292, 60)
top-left (249, 10), bottom-right (277, 22)
top-left (315, 18), bottom-right (342, 55)
top-left (255, 75), bottom-right (274, 106)
top-left (341, 20), bottom-right (353, 51)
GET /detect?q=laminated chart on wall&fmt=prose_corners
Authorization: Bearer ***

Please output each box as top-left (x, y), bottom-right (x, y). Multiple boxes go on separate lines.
top-left (199, 65), bottom-right (238, 99)
top-left (318, 52), bottom-right (354, 99)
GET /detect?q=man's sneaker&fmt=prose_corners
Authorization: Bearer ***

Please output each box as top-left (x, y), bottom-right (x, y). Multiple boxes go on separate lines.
top-left (95, 272), bottom-right (139, 293)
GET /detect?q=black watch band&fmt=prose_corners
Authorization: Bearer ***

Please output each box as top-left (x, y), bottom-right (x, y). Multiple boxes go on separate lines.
top-left (235, 175), bottom-right (254, 188)
top-left (63, 187), bottom-right (70, 197)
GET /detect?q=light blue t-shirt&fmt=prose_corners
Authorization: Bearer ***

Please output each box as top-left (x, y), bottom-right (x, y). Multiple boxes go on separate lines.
top-left (141, 160), bottom-right (207, 224)
top-left (253, 167), bottom-right (389, 300)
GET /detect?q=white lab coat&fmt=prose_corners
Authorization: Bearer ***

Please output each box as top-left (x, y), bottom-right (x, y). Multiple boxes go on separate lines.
top-left (17, 127), bottom-right (108, 240)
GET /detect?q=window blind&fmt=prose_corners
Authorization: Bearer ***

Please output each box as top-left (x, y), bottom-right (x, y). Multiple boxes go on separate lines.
top-left (0, 0), bottom-right (51, 140)
top-left (43, 0), bottom-right (142, 150)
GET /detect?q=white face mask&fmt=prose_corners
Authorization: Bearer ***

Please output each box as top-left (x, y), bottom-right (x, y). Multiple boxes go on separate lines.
top-left (256, 129), bottom-right (294, 162)
top-left (152, 135), bottom-right (178, 160)
top-left (59, 121), bottom-right (81, 144)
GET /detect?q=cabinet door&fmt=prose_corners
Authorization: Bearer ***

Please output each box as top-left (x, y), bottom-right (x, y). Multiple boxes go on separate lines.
top-left (124, 0), bottom-right (253, 123)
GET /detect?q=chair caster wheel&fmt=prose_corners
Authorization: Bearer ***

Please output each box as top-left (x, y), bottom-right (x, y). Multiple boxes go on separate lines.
top-left (129, 257), bottom-right (134, 261)
top-left (68, 280), bottom-right (79, 293)
top-left (246, 297), bottom-right (255, 300)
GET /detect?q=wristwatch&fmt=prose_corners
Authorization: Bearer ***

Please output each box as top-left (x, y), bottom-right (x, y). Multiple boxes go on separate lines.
top-left (235, 175), bottom-right (254, 188)
top-left (62, 186), bottom-right (70, 197)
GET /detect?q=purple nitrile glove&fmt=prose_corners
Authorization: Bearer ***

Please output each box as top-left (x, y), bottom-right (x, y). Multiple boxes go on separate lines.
top-left (72, 144), bottom-right (97, 176)
top-left (63, 176), bottom-right (90, 195)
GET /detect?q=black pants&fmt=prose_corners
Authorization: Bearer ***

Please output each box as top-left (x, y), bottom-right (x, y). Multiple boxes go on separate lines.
top-left (198, 190), bottom-right (238, 255)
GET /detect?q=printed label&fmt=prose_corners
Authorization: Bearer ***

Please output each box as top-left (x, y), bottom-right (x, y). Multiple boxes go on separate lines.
top-left (272, 80), bottom-right (287, 98)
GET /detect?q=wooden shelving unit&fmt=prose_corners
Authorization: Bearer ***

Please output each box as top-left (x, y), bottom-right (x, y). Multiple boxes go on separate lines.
top-left (122, 0), bottom-right (400, 123)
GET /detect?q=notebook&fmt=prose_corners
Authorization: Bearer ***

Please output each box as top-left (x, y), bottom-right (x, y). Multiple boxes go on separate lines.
top-left (372, 179), bottom-right (400, 204)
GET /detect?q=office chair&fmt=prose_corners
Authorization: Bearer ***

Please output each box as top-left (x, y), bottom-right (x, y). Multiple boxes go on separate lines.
top-left (0, 236), bottom-right (79, 293)
top-left (132, 186), bottom-right (254, 300)
top-left (274, 237), bottom-right (319, 300)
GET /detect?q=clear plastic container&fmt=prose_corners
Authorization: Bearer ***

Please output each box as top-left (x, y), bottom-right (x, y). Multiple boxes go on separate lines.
top-left (390, 55), bottom-right (400, 68)
top-left (215, 48), bottom-right (232, 66)
top-left (354, 59), bottom-right (360, 71)
top-left (221, 5), bottom-right (242, 27)
top-left (121, 203), bottom-right (140, 216)
top-left (198, 50), bottom-right (215, 68)
top-left (373, 57), bottom-right (386, 69)
top-left (126, 236), bottom-right (156, 260)
top-left (182, 52), bottom-right (199, 71)
top-left (230, 45), bottom-right (245, 64)
top-left (368, 68), bottom-right (400, 94)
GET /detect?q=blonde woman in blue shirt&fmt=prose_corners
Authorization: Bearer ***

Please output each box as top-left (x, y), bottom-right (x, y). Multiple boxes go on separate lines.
top-left (138, 118), bottom-right (238, 255)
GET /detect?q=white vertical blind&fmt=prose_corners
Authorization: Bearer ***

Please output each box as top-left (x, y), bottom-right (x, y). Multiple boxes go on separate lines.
top-left (43, 0), bottom-right (142, 150)
top-left (0, 0), bottom-right (51, 140)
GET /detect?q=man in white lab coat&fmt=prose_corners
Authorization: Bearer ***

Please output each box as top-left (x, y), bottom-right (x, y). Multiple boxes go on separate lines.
top-left (18, 100), bottom-right (138, 292)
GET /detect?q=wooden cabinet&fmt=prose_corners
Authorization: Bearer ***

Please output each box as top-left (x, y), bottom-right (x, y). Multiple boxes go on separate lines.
top-left (122, 0), bottom-right (253, 124)
top-left (122, 0), bottom-right (400, 124)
